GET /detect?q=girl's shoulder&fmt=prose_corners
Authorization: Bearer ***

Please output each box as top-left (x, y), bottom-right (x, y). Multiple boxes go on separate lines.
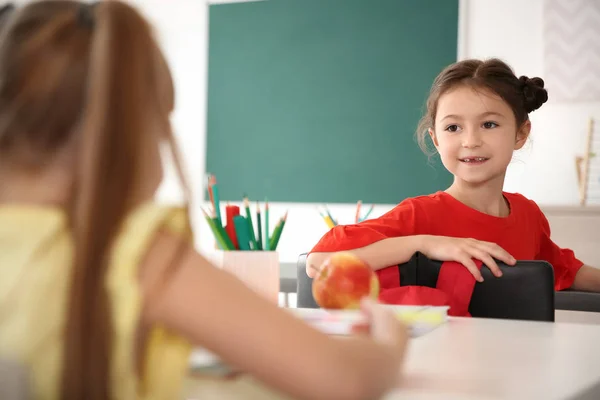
top-left (108, 201), bottom-right (192, 284)
top-left (503, 192), bottom-right (544, 214)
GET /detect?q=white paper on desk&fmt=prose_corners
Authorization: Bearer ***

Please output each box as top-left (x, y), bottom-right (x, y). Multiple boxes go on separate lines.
top-left (288, 306), bottom-right (448, 338)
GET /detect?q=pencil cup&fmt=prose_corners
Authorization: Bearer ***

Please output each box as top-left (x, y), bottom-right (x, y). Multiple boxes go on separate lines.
top-left (211, 251), bottom-right (280, 304)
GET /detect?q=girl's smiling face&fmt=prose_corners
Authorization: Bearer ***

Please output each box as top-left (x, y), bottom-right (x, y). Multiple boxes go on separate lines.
top-left (429, 85), bottom-right (531, 187)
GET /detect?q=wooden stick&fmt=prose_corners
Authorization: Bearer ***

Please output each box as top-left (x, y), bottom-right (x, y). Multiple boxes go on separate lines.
top-left (576, 156), bottom-right (584, 191)
top-left (581, 118), bottom-right (595, 206)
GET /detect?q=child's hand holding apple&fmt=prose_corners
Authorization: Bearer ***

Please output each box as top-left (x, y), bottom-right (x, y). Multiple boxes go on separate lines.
top-left (311, 252), bottom-right (408, 351)
top-left (311, 252), bottom-right (380, 309)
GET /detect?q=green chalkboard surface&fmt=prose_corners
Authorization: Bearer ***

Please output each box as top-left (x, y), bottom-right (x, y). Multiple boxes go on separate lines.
top-left (207, 0), bottom-right (457, 204)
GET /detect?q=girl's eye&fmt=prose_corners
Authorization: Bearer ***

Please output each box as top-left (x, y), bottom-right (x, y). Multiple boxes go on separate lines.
top-left (445, 124), bottom-right (460, 132)
top-left (483, 121), bottom-right (498, 129)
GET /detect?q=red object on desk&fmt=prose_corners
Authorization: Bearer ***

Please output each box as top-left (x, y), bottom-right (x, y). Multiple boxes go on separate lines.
top-left (378, 259), bottom-right (483, 317)
top-left (225, 204), bottom-right (240, 249)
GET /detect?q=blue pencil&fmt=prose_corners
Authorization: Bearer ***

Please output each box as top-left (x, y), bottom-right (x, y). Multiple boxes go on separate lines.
top-left (359, 204), bottom-right (375, 222)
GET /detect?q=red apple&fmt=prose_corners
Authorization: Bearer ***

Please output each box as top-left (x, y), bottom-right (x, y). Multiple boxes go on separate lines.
top-left (312, 252), bottom-right (380, 309)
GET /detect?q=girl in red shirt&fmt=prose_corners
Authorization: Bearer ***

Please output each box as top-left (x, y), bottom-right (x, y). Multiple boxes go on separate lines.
top-left (308, 58), bottom-right (600, 293)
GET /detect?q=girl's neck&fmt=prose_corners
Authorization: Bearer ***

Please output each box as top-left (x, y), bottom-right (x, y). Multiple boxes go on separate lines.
top-left (0, 164), bottom-right (71, 207)
top-left (445, 176), bottom-right (510, 217)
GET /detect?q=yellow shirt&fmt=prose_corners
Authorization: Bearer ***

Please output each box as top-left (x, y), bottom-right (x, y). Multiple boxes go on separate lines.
top-left (0, 203), bottom-right (192, 400)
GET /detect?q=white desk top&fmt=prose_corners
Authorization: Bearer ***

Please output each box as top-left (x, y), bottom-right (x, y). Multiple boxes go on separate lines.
top-left (190, 311), bottom-right (600, 400)
top-left (385, 316), bottom-right (600, 400)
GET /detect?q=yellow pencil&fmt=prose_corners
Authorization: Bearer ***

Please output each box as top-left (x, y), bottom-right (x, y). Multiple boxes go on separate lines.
top-left (324, 216), bottom-right (336, 229)
top-left (317, 208), bottom-right (336, 229)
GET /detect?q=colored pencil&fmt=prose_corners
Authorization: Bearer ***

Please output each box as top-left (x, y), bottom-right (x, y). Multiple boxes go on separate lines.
top-left (233, 215), bottom-right (251, 250)
top-left (210, 206), bottom-right (235, 250)
top-left (270, 211), bottom-right (287, 251)
top-left (244, 195), bottom-right (258, 250)
top-left (207, 176), bottom-right (215, 211)
top-left (317, 208), bottom-right (336, 228)
top-left (360, 204), bottom-right (375, 222)
top-left (224, 203), bottom-right (240, 249)
top-left (268, 217), bottom-right (282, 251)
top-left (256, 202), bottom-right (263, 250)
top-left (355, 200), bottom-right (362, 224)
top-left (324, 206), bottom-right (336, 225)
top-left (201, 207), bottom-right (231, 250)
top-left (209, 175), bottom-right (223, 227)
top-left (264, 199), bottom-right (270, 250)
top-left (215, 220), bottom-right (235, 250)
top-left (324, 215), bottom-right (336, 228)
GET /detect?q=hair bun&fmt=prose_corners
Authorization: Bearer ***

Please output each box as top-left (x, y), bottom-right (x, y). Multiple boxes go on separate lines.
top-left (519, 75), bottom-right (548, 113)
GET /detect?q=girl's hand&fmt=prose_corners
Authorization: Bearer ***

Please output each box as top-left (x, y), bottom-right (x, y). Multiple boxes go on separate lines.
top-left (351, 298), bottom-right (409, 352)
top-left (419, 235), bottom-right (516, 282)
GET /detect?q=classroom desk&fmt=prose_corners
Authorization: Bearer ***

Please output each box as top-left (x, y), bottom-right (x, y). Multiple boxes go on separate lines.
top-left (384, 316), bottom-right (600, 400)
top-left (188, 311), bottom-right (600, 400)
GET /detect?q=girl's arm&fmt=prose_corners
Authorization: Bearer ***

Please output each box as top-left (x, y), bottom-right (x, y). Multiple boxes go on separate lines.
top-left (307, 235), bottom-right (424, 277)
top-left (140, 231), bottom-right (407, 400)
top-left (572, 265), bottom-right (600, 292)
top-left (308, 235), bottom-right (515, 281)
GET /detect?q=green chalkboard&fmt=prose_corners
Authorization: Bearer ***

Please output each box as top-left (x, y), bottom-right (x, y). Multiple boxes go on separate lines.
top-left (207, 0), bottom-right (457, 204)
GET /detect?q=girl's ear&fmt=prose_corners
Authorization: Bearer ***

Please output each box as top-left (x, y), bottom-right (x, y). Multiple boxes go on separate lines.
top-left (515, 120), bottom-right (531, 150)
top-left (428, 128), bottom-right (440, 147)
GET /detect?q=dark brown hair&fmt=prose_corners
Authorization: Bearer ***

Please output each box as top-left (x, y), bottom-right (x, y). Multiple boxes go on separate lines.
top-left (416, 58), bottom-right (549, 155)
top-left (0, 1), bottom-right (189, 398)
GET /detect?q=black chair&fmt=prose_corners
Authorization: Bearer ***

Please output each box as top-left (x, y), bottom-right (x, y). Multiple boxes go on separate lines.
top-left (279, 277), bottom-right (297, 307)
top-left (296, 253), bottom-right (319, 309)
top-left (555, 289), bottom-right (600, 313)
top-left (297, 252), bottom-right (556, 322)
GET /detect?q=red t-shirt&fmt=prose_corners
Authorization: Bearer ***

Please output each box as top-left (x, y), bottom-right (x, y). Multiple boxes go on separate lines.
top-left (310, 191), bottom-right (583, 291)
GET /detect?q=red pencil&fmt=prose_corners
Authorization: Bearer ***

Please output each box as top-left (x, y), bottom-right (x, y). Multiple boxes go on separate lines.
top-left (207, 175), bottom-right (216, 212)
top-left (224, 202), bottom-right (240, 249)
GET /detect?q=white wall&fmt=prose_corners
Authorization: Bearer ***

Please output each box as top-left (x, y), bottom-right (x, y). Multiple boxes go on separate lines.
top-left (463, 0), bottom-right (600, 204)
top-left (72, 0), bottom-right (599, 262)
top-left (127, 0), bottom-right (209, 253)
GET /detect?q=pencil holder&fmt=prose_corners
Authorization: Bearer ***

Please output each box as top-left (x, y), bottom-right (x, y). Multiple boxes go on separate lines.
top-left (210, 250), bottom-right (280, 304)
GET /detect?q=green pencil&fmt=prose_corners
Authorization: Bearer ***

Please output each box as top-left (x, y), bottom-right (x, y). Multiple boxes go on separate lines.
top-left (264, 199), bottom-right (270, 251)
top-left (256, 202), bottom-right (263, 250)
top-left (233, 215), bottom-right (251, 250)
top-left (270, 211), bottom-right (287, 251)
top-left (268, 218), bottom-right (282, 251)
top-left (206, 206), bottom-right (234, 250)
top-left (244, 195), bottom-right (258, 250)
top-left (201, 207), bottom-right (229, 250)
top-left (210, 175), bottom-right (223, 227)
top-left (215, 220), bottom-right (235, 250)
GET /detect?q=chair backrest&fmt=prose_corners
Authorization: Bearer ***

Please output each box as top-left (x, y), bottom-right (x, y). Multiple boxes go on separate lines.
top-left (297, 253), bottom-right (319, 309)
top-left (296, 252), bottom-right (556, 322)
top-left (0, 358), bottom-right (31, 400)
